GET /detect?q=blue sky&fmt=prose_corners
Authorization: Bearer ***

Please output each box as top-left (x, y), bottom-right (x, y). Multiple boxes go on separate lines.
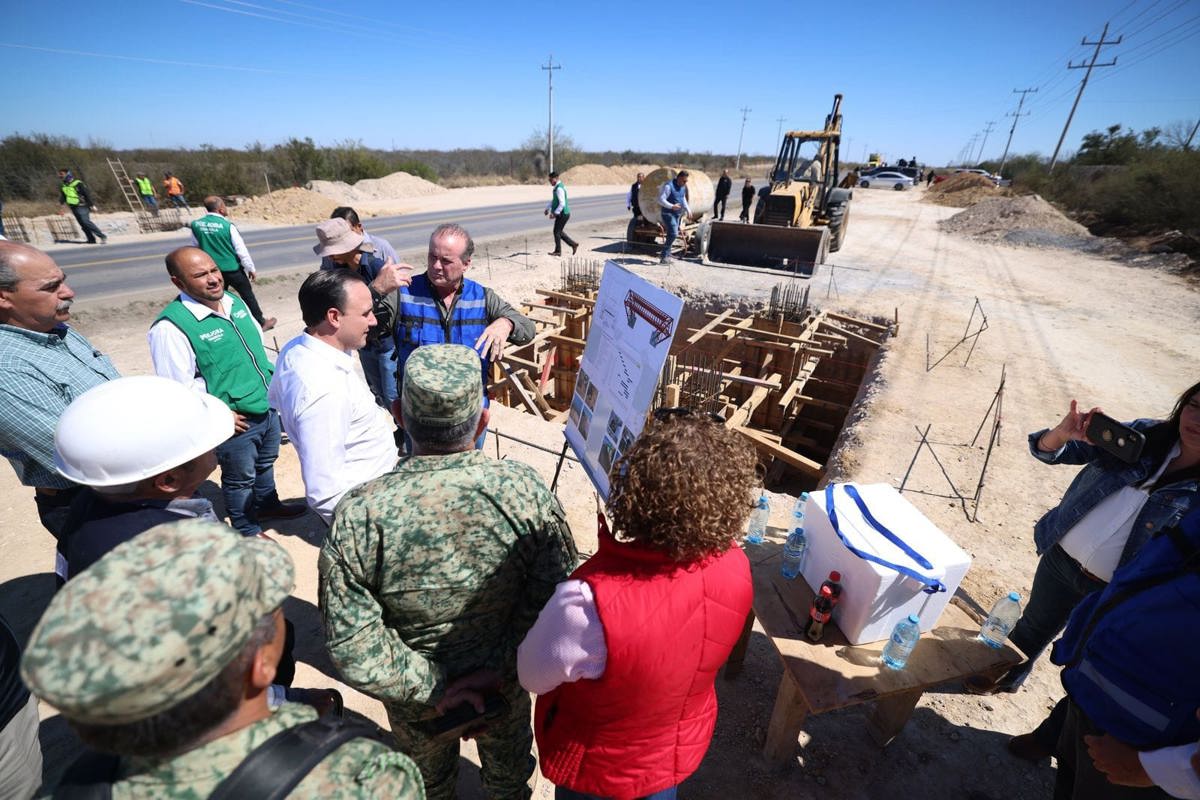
top-left (3, 0), bottom-right (1198, 166)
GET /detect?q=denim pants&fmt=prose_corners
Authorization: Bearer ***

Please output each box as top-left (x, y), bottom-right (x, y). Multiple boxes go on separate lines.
top-left (556, 786), bottom-right (677, 800)
top-left (359, 342), bottom-right (399, 408)
top-left (660, 212), bottom-right (681, 260)
top-left (70, 205), bottom-right (106, 243)
top-left (1002, 544), bottom-right (1107, 690)
top-left (139, 194), bottom-right (158, 213)
top-left (169, 194), bottom-right (189, 208)
top-left (216, 409), bottom-right (282, 535)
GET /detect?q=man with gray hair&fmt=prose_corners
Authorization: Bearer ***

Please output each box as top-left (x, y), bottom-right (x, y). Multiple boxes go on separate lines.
top-left (394, 223), bottom-right (535, 449)
top-left (320, 343), bottom-right (578, 800)
top-left (22, 519), bottom-right (425, 798)
top-left (0, 241), bottom-right (120, 549)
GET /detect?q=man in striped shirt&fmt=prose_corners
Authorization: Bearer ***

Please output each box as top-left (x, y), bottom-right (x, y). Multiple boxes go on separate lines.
top-left (0, 241), bottom-right (120, 550)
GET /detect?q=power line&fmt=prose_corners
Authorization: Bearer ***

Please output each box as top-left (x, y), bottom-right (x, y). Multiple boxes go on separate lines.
top-left (1123, 0), bottom-right (1191, 39)
top-left (0, 41), bottom-right (307, 76)
top-left (976, 121), bottom-right (997, 162)
top-left (1050, 22), bottom-right (1123, 170)
top-left (1096, 19), bottom-right (1200, 79)
top-left (999, 89), bottom-right (1036, 174)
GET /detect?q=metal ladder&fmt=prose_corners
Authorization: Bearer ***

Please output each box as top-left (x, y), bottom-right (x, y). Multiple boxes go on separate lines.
top-left (106, 158), bottom-right (143, 214)
top-left (107, 157), bottom-right (183, 233)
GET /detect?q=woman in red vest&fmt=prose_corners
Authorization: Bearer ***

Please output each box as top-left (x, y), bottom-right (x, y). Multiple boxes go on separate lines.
top-left (518, 409), bottom-right (756, 800)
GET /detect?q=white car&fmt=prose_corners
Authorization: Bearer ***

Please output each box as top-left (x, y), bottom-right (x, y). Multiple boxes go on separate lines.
top-left (954, 168), bottom-right (1011, 187)
top-left (858, 171), bottom-right (914, 190)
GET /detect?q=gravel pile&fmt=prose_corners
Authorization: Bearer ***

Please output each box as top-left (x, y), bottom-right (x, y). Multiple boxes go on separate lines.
top-left (227, 187), bottom-right (338, 225)
top-left (560, 163), bottom-right (660, 185)
top-left (925, 173), bottom-right (1003, 207)
top-left (307, 171), bottom-right (445, 203)
top-left (940, 195), bottom-right (1094, 250)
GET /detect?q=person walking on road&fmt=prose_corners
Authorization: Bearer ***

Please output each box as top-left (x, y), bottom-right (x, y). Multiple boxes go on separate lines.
top-left (57, 169), bottom-right (107, 245)
top-left (714, 168), bottom-right (732, 220)
top-left (545, 171), bottom-right (579, 257)
top-left (739, 178), bottom-right (755, 222)
top-left (627, 172), bottom-right (644, 220)
top-left (190, 196), bottom-right (276, 331)
top-left (149, 247), bottom-right (306, 536)
top-left (163, 171), bottom-right (189, 209)
top-left (132, 172), bottom-right (158, 215)
top-left (657, 170), bottom-right (690, 264)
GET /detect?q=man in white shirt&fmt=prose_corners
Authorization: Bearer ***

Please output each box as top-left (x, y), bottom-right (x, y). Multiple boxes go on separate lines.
top-left (269, 269), bottom-right (398, 524)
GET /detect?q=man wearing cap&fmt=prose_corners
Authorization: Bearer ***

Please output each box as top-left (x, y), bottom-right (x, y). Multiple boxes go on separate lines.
top-left (269, 270), bottom-right (399, 524)
top-left (190, 195), bottom-right (276, 331)
top-left (0, 241), bottom-right (120, 547)
top-left (54, 375), bottom-right (232, 579)
top-left (149, 246), bottom-right (305, 536)
top-left (320, 344), bottom-right (578, 800)
top-left (394, 223), bottom-right (534, 449)
top-left (313, 216), bottom-right (411, 409)
top-left (319, 206), bottom-right (399, 268)
top-left (22, 519), bottom-right (425, 798)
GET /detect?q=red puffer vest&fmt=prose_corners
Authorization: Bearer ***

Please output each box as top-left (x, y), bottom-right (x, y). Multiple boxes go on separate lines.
top-left (534, 522), bottom-right (752, 799)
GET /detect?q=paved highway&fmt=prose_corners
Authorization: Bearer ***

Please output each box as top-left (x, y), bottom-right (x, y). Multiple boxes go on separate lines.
top-left (53, 192), bottom-right (625, 299)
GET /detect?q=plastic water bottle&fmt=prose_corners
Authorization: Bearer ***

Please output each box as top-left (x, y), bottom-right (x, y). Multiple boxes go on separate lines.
top-left (746, 494), bottom-right (769, 545)
top-left (979, 592), bottom-right (1022, 649)
top-left (780, 493), bottom-right (810, 579)
top-left (882, 614), bottom-right (921, 670)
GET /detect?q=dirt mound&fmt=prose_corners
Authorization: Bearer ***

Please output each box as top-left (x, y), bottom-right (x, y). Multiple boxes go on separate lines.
top-left (307, 171), bottom-right (444, 203)
top-left (925, 173), bottom-right (1002, 207)
top-left (610, 163), bottom-right (660, 183)
top-left (939, 194), bottom-right (1098, 251)
top-left (227, 187), bottom-right (338, 225)
top-left (559, 164), bottom-right (621, 184)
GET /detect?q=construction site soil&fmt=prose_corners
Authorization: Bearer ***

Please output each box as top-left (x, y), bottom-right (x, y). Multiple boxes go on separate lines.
top-left (3, 184), bottom-right (1197, 799)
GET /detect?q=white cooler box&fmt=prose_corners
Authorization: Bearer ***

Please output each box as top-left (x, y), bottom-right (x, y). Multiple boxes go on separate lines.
top-left (800, 482), bottom-right (971, 645)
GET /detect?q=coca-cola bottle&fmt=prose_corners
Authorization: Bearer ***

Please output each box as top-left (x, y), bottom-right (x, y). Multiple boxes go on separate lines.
top-left (805, 585), bottom-right (835, 642)
top-left (820, 571), bottom-right (843, 608)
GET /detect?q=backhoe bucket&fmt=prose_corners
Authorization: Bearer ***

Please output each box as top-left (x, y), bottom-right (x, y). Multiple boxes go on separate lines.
top-left (701, 221), bottom-right (829, 276)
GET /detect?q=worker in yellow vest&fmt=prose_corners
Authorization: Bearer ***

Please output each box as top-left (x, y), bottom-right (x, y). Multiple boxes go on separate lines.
top-left (57, 169), bottom-right (107, 245)
top-left (132, 172), bottom-right (158, 215)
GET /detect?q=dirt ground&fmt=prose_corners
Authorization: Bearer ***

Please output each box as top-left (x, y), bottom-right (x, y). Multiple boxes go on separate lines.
top-left (2, 183), bottom-right (1197, 799)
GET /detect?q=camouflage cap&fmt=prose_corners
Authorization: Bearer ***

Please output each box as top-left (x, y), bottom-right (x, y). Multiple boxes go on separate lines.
top-left (401, 344), bottom-right (483, 428)
top-left (20, 519), bottom-right (294, 725)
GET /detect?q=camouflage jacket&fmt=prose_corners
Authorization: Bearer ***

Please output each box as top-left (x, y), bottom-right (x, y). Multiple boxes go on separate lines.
top-left (81, 702), bottom-right (424, 799)
top-left (320, 451), bottom-right (578, 716)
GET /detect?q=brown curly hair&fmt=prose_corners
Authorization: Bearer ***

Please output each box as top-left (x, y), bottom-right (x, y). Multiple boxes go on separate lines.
top-left (607, 415), bottom-right (759, 563)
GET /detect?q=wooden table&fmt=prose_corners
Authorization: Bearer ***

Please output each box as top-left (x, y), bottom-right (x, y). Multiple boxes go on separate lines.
top-left (726, 542), bottom-right (1022, 763)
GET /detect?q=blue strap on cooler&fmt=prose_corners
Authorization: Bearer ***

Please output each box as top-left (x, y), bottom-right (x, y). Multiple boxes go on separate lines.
top-left (824, 483), bottom-right (947, 594)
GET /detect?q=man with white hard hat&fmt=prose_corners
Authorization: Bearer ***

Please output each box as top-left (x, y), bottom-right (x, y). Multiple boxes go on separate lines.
top-left (54, 374), bottom-right (233, 580)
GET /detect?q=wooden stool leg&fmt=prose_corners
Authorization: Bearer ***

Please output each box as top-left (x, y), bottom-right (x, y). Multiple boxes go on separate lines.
top-left (763, 672), bottom-right (808, 764)
top-left (723, 609), bottom-right (757, 680)
top-left (866, 689), bottom-right (923, 747)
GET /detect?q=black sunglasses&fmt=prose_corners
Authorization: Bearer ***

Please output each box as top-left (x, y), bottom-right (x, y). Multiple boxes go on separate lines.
top-left (653, 406), bottom-right (726, 424)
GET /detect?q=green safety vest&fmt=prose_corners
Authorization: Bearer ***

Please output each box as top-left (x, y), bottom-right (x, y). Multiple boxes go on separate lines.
top-left (190, 214), bottom-right (240, 273)
top-left (61, 179), bottom-right (82, 206)
top-left (154, 294), bottom-right (274, 414)
top-left (551, 181), bottom-right (570, 215)
top-left (135, 176), bottom-right (154, 196)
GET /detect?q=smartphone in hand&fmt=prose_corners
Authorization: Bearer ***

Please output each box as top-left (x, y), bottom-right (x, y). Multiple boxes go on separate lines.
top-left (1086, 413), bottom-right (1146, 464)
top-left (413, 692), bottom-right (510, 740)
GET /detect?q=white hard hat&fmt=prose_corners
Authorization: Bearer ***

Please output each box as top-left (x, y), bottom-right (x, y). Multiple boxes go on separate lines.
top-left (54, 375), bottom-right (235, 487)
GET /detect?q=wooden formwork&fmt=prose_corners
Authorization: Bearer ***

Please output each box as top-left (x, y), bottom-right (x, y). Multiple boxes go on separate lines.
top-left (489, 283), bottom-right (890, 487)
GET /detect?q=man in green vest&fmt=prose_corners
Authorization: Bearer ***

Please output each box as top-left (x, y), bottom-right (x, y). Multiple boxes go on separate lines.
top-left (56, 169), bottom-right (107, 245)
top-left (190, 196), bottom-right (276, 331)
top-left (131, 172), bottom-right (158, 215)
top-left (148, 247), bottom-right (305, 536)
top-left (543, 171), bottom-right (579, 257)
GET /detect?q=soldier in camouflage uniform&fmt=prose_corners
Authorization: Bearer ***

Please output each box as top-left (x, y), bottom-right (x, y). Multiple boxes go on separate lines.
top-left (320, 344), bottom-right (578, 800)
top-left (21, 519), bottom-right (425, 799)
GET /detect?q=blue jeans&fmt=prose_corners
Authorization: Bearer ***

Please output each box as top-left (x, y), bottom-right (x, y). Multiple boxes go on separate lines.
top-left (216, 409), bottom-right (282, 535)
top-left (1001, 544), bottom-right (1107, 689)
top-left (139, 195), bottom-right (158, 212)
top-left (359, 342), bottom-right (399, 409)
top-left (169, 194), bottom-right (189, 209)
top-left (556, 786), bottom-right (677, 800)
top-left (660, 212), bottom-right (681, 261)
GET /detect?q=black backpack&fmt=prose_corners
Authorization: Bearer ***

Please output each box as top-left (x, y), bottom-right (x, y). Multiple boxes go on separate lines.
top-left (54, 714), bottom-right (390, 800)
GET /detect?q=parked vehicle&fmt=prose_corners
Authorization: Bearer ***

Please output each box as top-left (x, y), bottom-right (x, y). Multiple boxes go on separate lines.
top-left (859, 171), bottom-right (914, 190)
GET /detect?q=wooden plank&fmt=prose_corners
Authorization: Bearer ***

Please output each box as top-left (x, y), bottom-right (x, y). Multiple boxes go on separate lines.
top-left (535, 288), bottom-right (596, 306)
top-left (500, 365), bottom-right (543, 417)
top-left (685, 308), bottom-right (735, 344)
top-left (548, 333), bottom-right (587, 349)
top-left (733, 426), bottom-right (824, 477)
top-left (795, 394), bottom-right (852, 411)
top-left (725, 379), bottom-right (774, 428)
top-left (866, 689), bottom-right (923, 747)
top-left (820, 320), bottom-right (885, 348)
top-left (763, 673), bottom-right (808, 764)
top-left (827, 310), bottom-right (890, 331)
top-left (517, 370), bottom-right (553, 417)
top-left (677, 364), bottom-right (781, 390)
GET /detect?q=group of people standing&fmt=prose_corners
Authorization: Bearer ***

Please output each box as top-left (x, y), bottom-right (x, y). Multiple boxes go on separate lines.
top-left (0, 199), bottom-right (759, 798)
top-left (55, 168), bottom-right (190, 245)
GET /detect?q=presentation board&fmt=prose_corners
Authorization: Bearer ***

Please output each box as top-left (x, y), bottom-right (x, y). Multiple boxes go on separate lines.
top-left (564, 261), bottom-right (685, 499)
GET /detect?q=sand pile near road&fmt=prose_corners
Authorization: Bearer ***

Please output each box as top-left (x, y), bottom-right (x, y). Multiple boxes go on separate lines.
top-left (307, 171), bottom-right (445, 203)
top-left (940, 195), bottom-right (1097, 251)
top-left (925, 173), bottom-right (1004, 207)
top-left (560, 164), bottom-right (620, 184)
top-left (610, 164), bottom-right (660, 183)
top-left (228, 187), bottom-right (338, 225)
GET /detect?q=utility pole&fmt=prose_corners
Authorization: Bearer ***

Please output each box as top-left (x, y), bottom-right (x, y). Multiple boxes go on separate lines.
top-left (1050, 22), bottom-right (1121, 171)
top-left (1184, 117), bottom-right (1200, 150)
top-left (775, 116), bottom-right (787, 145)
top-left (964, 134), bottom-right (979, 166)
top-left (976, 121), bottom-right (996, 163)
top-left (735, 106), bottom-right (751, 169)
top-left (541, 55), bottom-right (561, 173)
top-left (998, 88), bottom-right (1037, 175)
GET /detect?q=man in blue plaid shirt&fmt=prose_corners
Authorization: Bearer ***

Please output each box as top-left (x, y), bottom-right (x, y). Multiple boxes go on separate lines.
top-left (0, 242), bottom-right (119, 556)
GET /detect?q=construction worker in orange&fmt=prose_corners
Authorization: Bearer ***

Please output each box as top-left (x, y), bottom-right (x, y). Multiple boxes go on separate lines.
top-left (163, 171), bottom-right (189, 210)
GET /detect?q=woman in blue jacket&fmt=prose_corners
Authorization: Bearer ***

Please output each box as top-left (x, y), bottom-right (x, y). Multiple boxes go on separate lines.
top-left (968, 382), bottom-right (1200, 755)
